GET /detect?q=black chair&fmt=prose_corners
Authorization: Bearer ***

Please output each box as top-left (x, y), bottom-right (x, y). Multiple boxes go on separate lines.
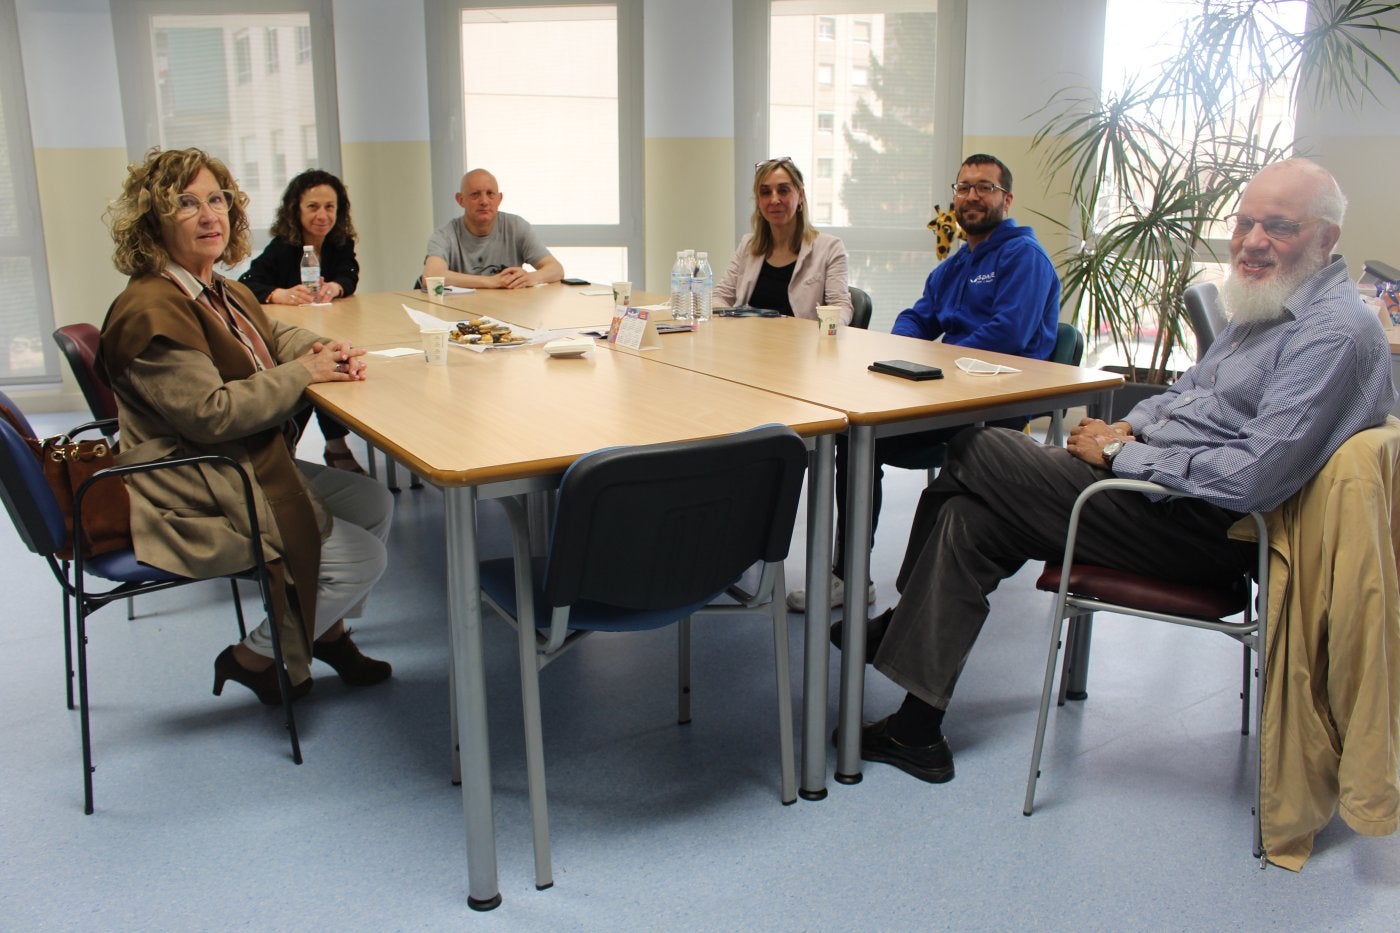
top-left (849, 286), bottom-right (873, 329)
top-left (1024, 478), bottom-right (1269, 857)
top-left (0, 389), bottom-right (302, 814)
top-left (1184, 282), bottom-right (1226, 362)
top-left (478, 424), bottom-right (807, 889)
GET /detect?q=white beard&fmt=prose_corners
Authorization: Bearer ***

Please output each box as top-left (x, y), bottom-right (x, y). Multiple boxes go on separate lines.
top-left (1220, 256), bottom-right (1326, 324)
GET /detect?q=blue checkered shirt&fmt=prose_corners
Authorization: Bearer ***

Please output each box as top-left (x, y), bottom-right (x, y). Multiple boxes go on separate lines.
top-left (1114, 258), bottom-right (1396, 512)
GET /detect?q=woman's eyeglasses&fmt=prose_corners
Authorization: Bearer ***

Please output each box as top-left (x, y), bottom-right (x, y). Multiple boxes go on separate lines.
top-left (755, 157), bottom-right (794, 171)
top-left (174, 190), bottom-right (236, 218)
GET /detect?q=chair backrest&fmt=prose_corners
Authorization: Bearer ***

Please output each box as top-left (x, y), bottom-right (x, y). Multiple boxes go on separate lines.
top-left (1183, 282), bottom-right (1226, 362)
top-left (1050, 322), bottom-right (1084, 366)
top-left (0, 392), bottom-right (67, 557)
top-left (53, 324), bottom-right (118, 422)
top-left (848, 286), bottom-right (873, 330)
top-left (544, 424), bottom-right (807, 611)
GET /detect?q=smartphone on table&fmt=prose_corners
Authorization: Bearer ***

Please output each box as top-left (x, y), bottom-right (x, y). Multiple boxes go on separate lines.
top-left (868, 359), bottom-right (944, 381)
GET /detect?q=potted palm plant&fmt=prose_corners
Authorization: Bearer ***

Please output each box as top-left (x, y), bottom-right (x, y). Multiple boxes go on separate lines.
top-left (1031, 0), bottom-right (1400, 403)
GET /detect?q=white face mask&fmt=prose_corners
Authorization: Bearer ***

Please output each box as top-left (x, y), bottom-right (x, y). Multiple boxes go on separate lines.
top-left (956, 356), bottom-right (1020, 375)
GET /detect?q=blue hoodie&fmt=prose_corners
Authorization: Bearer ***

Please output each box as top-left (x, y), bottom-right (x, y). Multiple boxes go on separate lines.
top-left (892, 219), bottom-right (1059, 359)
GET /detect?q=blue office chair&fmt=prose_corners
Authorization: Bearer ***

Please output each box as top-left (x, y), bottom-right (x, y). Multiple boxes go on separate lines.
top-left (479, 424), bottom-right (808, 890)
top-left (0, 389), bottom-right (302, 814)
top-left (1025, 478), bottom-right (1269, 858)
top-left (53, 324), bottom-right (248, 631)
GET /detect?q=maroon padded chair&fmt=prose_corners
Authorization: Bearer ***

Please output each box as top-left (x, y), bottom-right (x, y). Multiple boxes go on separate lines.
top-left (1023, 477), bottom-right (1269, 860)
top-left (53, 324), bottom-right (118, 426)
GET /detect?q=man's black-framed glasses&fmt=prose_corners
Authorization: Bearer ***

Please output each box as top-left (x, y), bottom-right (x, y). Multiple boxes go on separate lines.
top-left (951, 181), bottom-right (1009, 198)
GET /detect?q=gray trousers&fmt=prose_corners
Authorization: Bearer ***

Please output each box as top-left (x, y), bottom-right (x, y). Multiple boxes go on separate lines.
top-left (243, 460), bottom-right (394, 657)
top-left (873, 427), bottom-right (1253, 710)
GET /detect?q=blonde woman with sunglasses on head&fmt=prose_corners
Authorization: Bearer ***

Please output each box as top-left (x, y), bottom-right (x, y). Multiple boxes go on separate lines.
top-left (714, 157), bottom-right (852, 322)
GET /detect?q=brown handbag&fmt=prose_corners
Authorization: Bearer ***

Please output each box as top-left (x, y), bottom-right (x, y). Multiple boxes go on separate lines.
top-left (0, 403), bottom-right (132, 560)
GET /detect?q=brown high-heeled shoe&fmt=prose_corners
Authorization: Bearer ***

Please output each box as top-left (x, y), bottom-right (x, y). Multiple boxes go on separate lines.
top-left (312, 629), bottom-right (392, 686)
top-left (213, 646), bottom-right (313, 706)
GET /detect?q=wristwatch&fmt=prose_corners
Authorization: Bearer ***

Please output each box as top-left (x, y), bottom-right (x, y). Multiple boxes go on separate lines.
top-left (1101, 438), bottom-right (1125, 467)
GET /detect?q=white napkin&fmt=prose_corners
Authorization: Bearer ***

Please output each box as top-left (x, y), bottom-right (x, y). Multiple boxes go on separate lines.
top-left (956, 356), bottom-right (1020, 375)
top-left (402, 304), bottom-right (453, 331)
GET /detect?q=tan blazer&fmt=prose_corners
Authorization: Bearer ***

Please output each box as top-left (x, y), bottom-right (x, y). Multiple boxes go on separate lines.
top-left (99, 273), bottom-right (328, 680)
top-left (1234, 417), bottom-right (1400, 869)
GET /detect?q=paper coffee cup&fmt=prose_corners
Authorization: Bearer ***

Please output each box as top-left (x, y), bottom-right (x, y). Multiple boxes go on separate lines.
top-left (612, 281), bottom-right (632, 314)
top-left (816, 305), bottom-right (839, 337)
top-left (425, 276), bottom-right (446, 297)
top-left (422, 327), bottom-right (450, 365)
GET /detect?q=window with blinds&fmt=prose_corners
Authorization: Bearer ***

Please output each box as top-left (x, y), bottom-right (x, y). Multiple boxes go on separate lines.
top-left (112, 0), bottom-right (340, 267)
top-left (742, 0), bottom-right (965, 331)
top-left (0, 0), bottom-right (56, 385)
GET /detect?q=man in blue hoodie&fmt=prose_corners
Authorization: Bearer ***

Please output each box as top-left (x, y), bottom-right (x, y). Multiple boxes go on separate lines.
top-left (789, 154), bottom-right (1060, 612)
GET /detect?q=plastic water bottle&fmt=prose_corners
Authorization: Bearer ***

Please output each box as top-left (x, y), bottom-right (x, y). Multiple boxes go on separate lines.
top-left (300, 245), bottom-right (321, 302)
top-left (692, 251), bottom-right (713, 322)
top-left (670, 250), bottom-right (693, 322)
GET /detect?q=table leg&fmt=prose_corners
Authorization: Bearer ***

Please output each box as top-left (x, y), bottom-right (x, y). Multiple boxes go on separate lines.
top-left (445, 486), bottom-right (501, 911)
top-left (800, 434), bottom-right (835, 800)
top-left (836, 423), bottom-right (875, 783)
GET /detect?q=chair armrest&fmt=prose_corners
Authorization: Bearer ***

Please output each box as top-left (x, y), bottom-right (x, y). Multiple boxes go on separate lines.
top-left (1056, 478), bottom-right (1269, 621)
top-left (72, 453), bottom-right (268, 586)
top-left (66, 418), bottom-right (119, 440)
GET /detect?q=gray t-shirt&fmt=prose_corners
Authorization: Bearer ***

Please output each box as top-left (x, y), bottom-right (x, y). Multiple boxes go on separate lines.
top-left (424, 212), bottom-right (551, 276)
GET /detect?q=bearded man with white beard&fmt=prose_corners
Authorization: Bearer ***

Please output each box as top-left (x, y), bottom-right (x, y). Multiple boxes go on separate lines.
top-left (836, 158), bottom-right (1395, 788)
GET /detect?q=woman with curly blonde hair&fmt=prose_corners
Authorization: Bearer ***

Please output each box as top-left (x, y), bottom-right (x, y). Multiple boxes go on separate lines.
top-left (98, 147), bottom-right (394, 706)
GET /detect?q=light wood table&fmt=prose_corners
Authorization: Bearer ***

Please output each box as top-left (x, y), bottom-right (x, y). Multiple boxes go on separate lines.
top-left (400, 282), bottom-right (640, 332)
top-left (609, 314), bottom-right (1124, 785)
top-left (267, 291), bottom-right (458, 346)
top-left (298, 325), bottom-right (846, 910)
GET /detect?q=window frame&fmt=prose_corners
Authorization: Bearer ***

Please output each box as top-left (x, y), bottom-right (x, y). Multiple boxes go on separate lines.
top-left (423, 0), bottom-right (644, 284)
top-left (0, 0), bottom-right (58, 386)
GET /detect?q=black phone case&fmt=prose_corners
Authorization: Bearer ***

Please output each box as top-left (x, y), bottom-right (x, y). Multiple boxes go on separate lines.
top-left (869, 359), bottom-right (944, 381)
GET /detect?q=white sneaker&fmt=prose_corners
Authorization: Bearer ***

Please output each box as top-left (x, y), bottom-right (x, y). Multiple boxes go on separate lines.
top-left (786, 575), bottom-right (876, 612)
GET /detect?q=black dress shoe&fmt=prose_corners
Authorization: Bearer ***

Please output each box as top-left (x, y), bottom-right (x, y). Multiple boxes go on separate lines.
top-left (213, 646), bottom-right (312, 706)
top-left (828, 608), bottom-right (893, 663)
top-left (858, 715), bottom-right (954, 784)
top-left (313, 628), bottom-right (392, 686)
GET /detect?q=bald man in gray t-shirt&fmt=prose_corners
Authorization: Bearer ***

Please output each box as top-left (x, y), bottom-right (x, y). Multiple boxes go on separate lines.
top-left (422, 168), bottom-right (564, 290)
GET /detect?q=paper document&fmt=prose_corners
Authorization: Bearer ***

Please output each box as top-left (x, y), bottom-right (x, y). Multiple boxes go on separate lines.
top-left (955, 357), bottom-right (1021, 375)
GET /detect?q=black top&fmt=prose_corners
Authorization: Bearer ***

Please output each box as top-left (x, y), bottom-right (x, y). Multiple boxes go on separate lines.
top-left (238, 235), bottom-right (360, 302)
top-left (748, 260), bottom-right (795, 316)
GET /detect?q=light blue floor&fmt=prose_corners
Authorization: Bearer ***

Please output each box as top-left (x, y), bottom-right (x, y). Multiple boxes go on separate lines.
top-left (1, 411), bottom-right (1397, 930)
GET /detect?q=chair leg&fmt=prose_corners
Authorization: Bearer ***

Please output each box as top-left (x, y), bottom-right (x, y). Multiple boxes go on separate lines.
top-left (770, 572), bottom-right (797, 806)
top-left (62, 586), bottom-right (75, 710)
top-left (677, 618), bottom-right (692, 725)
top-left (258, 578), bottom-right (302, 767)
top-left (126, 596), bottom-right (135, 620)
top-left (1024, 605), bottom-right (1069, 816)
top-left (516, 619), bottom-right (554, 890)
top-left (230, 579), bottom-right (248, 640)
top-left (1060, 612), bottom-right (1093, 702)
top-left (385, 458), bottom-right (401, 493)
top-left (1240, 642), bottom-right (1251, 736)
top-left (76, 596), bottom-right (96, 814)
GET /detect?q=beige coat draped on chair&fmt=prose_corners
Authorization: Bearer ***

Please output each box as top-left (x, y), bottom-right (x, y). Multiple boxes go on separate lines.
top-left (1233, 417), bottom-right (1400, 870)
